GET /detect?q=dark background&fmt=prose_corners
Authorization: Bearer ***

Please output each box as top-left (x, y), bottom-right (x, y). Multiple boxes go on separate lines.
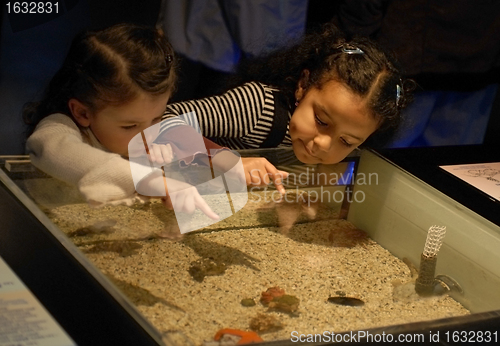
top-left (1, 0), bottom-right (499, 155)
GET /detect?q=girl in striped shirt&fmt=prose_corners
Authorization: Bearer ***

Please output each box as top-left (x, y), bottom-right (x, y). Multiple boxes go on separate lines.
top-left (158, 23), bottom-right (413, 192)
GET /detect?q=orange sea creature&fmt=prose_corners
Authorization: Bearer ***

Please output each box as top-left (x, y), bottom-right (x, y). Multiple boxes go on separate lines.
top-left (214, 329), bottom-right (263, 345)
top-left (260, 286), bottom-right (285, 305)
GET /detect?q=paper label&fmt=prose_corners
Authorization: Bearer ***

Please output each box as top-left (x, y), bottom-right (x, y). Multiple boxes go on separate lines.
top-left (0, 256), bottom-right (76, 346)
top-left (440, 162), bottom-right (500, 201)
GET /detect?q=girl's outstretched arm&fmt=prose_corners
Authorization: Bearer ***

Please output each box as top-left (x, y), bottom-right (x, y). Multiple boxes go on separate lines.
top-left (160, 82), bottom-right (290, 193)
top-left (161, 82), bottom-right (288, 149)
top-left (26, 114), bottom-right (141, 206)
top-left (156, 124), bottom-right (288, 194)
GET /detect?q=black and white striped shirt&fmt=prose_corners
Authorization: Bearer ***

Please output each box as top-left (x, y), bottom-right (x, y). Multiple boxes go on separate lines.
top-left (159, 82), bottom-right (358, 188)
top-left (160, 82), bottom-right (292, 149)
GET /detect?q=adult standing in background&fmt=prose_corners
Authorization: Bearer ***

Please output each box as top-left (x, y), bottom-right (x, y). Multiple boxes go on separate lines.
top-left (157, 0), bottom-right (309, 102)
top-left (332, 0), bottom-right (500, 147)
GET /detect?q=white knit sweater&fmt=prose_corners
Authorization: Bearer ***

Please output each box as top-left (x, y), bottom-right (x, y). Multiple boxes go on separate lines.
top-left (26, 113), bottom-right (148, 207)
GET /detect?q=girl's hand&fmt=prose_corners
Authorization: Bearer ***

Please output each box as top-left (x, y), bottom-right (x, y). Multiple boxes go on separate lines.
top-left (148, 143), bottom-right (174, 165)
top-left (161, 185), bottom-right (219, 220)
top-left (242, 157), bottom-right (288, 194)
top-left (138, 172), bottom-right (219, 220)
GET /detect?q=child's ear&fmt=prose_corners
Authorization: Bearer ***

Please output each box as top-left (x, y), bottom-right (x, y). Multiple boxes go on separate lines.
top-left (295, 69), bottom-right (310, 101)
top-left (68, 98), bottom-right (91, 127)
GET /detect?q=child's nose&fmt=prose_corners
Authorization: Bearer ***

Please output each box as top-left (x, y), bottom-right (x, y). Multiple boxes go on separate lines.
top-left (314, 134), bottom-right (332, 152)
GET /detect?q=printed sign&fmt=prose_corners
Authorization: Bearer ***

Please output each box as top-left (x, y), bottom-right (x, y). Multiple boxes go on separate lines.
top-left (0, 256), bottom-right (76, 346)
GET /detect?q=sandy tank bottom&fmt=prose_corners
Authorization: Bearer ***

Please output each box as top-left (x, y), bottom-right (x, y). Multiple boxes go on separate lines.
top-left (41, 194), bottom-right (469, 346)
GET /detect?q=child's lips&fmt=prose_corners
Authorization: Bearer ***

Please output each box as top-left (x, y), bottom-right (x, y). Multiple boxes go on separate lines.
top-left (302, 141), bottom-right (318, 158)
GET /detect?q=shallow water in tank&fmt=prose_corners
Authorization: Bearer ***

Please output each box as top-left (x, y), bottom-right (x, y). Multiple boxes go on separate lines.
top-left (1, 151), bottom-right (471, 345)
top-left (38, 189), bottom-right (468, 345)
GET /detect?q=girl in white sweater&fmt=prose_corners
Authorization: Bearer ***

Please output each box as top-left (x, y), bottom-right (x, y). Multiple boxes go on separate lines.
top-left (24, 23), bottom-right (218, 219)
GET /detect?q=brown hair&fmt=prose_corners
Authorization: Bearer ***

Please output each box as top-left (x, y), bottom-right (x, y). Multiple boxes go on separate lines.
top-left (24, 23), bottom-right (176, 136)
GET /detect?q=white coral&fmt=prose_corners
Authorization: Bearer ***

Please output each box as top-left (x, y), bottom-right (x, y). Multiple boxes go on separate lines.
top-left (423, 225), bottom-right (447, 257)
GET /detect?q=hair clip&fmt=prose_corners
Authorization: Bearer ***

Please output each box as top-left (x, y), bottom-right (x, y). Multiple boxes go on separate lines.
top-left (396, 83), bottom-right (402, 107)
top-left (165, 54), bottom-right (173, 63)
top-left (337, 43), bottom-right (364, 55)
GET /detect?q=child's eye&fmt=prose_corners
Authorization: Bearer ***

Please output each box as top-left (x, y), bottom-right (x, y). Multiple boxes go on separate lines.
top-left (341, 138), bottom-right (353, 148)
top-left (122, 124), bottom-right (137, 130)
top-left (315, 114), bottom-right (328, 127)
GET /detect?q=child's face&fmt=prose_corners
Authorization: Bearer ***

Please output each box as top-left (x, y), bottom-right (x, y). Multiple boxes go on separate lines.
top-left (289, 79), bottom-right (379, 164)
top-left (88, 92), bottom-right (170, 157)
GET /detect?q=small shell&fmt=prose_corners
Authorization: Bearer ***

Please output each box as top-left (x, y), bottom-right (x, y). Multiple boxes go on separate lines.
top-left (241, 298), bottom-right (256, 307)
top-left (327, 296), bottom-right (365, 307)
top-left (268, 295), bottom-right (300, 313)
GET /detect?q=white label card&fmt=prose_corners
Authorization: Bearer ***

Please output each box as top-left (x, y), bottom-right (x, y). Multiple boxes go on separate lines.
top-left (440, 162), bottom-right (500, 202)
top-left (0, 256), bottom-right (76, 346)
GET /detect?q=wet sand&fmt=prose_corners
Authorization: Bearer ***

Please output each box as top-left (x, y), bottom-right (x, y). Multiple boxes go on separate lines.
top-left (44, 196), bottom-right (469, 345)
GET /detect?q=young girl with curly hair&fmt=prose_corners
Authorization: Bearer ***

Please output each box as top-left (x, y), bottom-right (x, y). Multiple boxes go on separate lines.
top-left (159, 23), bottom-right (414, 192)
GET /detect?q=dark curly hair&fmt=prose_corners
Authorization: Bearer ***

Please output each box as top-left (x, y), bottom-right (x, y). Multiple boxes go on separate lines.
top-left (24, 23), bottom-right (177, 136)
top-left (234, 23), bottom-right (414, 146)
